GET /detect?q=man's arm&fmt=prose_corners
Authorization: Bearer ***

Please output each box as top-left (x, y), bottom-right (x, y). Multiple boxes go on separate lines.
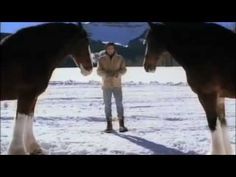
top-left (114, 56), bottom-right (127, 77)
top-left (97, 60), bottom-right (113, 77)
top-left (119, 57), bottom-right (127, 75)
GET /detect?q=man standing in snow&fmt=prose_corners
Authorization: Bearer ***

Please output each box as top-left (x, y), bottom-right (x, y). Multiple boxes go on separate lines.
top-left (97, 43), bottom-right (128, 133)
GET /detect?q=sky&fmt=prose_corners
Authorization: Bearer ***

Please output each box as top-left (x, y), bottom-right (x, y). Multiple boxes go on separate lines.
top-left (1, 22), bottom-right (45, 33)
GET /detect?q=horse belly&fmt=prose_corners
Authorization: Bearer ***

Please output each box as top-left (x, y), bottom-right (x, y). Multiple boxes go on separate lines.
top-left (219, 87), bottom-right (236, 98)
top-left (0, 84), bottom-right (18, 101)
top-left (218, 74), bottom-right (236, 98)
top-left (188, 79), bottom-right (236, 99)
top-left (1, 69), bottom-right (18, 100)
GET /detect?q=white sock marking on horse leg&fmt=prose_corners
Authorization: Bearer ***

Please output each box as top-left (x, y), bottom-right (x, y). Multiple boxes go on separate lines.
top-left (215, 97), bottom-right (234, 154)
top-left (221, 126), bottom-right (234, 154)
top-left (8, 113), bottom-right (28, 155)
top-left (24, 113), bottom-right (42, 154)
top-left (211, 119), bottom-right (226, 155)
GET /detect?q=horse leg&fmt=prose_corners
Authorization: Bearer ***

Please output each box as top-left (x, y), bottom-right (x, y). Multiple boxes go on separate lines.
top-left (8, 95), bottom-right (39, 155)
top-left (216, 97), bottom-right (233, 154)
top-left (8, 112), bottom-right (28, 155)
top-left (24, 98), bottom-right (44, 155)
top-left (198, 93), bottom-right (225, 154)
top-left (8, 97), bottom-right (33, 155)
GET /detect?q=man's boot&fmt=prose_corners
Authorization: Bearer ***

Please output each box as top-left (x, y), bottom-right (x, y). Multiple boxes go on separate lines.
top-left (105, 120), bottom-right (113, 133)
top-left (119, 118), bottom-right (128, 133)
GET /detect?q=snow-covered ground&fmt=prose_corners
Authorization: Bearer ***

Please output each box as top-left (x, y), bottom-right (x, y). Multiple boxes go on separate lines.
top-left (0, 67), bottom-right (235, 155)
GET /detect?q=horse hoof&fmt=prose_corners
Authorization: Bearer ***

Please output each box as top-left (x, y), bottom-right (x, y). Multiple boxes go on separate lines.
top-left (211, 151), bottom-right (226, 155)
top-left (30, 148), bottom-right (47, 155)
top-left (8, 147), bottom-right (28, 155)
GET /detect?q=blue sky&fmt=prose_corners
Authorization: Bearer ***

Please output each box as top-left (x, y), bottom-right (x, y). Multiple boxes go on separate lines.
top-left (1, 22), bottom-right (45, 33)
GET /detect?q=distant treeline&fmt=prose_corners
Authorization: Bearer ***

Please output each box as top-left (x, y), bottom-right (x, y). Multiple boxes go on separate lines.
top-left (1, 32), bottom-right (179, 67)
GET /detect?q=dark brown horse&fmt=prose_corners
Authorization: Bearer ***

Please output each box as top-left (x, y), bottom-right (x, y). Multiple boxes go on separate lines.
top-left (0, 23), bottom-right (93, 155)
top-left (144, 22), bottom-right (236, 154)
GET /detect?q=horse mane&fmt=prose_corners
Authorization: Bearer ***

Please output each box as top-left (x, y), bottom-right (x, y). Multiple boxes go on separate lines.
top-left (1, 23), bottom-right (87, 47)
top-left (1, 23), bottom-right (89, 62)
top-left (155, 22), bottom-right (236, 48)
top-left (163, 22), bottom-right (236, 38)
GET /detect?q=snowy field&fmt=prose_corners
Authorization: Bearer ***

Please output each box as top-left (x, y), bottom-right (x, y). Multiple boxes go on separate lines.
top-left (0, 67), bottom-right (235, 155)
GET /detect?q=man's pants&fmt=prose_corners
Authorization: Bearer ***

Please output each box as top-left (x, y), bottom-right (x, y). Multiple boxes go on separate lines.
top-left (103, 87), bottom-right (124, 121)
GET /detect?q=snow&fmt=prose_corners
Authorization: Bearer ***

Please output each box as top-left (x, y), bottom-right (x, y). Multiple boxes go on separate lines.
top-left (0, 67), bottom-right (235, 155)
top-left (49, 67), bottom-right (187, 84)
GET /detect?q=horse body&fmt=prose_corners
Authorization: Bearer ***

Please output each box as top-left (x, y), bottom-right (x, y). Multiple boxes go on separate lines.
top-left (144, 22), bottom-right (236, 154)
top-left (166, 23), bottom-right (236, 99)
top-left (0, 23), bottom-right (93, 154)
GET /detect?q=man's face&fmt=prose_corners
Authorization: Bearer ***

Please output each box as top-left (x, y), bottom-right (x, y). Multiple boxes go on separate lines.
top-left (106, 46), bottom-right (115, 55)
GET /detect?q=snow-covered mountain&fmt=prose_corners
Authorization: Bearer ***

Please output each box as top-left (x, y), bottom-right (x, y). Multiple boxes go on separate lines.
top-left (83, 22), bottom-right (148, 45)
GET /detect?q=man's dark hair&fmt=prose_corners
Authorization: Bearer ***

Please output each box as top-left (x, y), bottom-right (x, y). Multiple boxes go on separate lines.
top-left (105, 42), bottom-right (116, 49)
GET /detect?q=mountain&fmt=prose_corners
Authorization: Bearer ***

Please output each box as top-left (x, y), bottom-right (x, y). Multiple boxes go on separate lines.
top-left (83, 22), bottom-right (148, 46)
